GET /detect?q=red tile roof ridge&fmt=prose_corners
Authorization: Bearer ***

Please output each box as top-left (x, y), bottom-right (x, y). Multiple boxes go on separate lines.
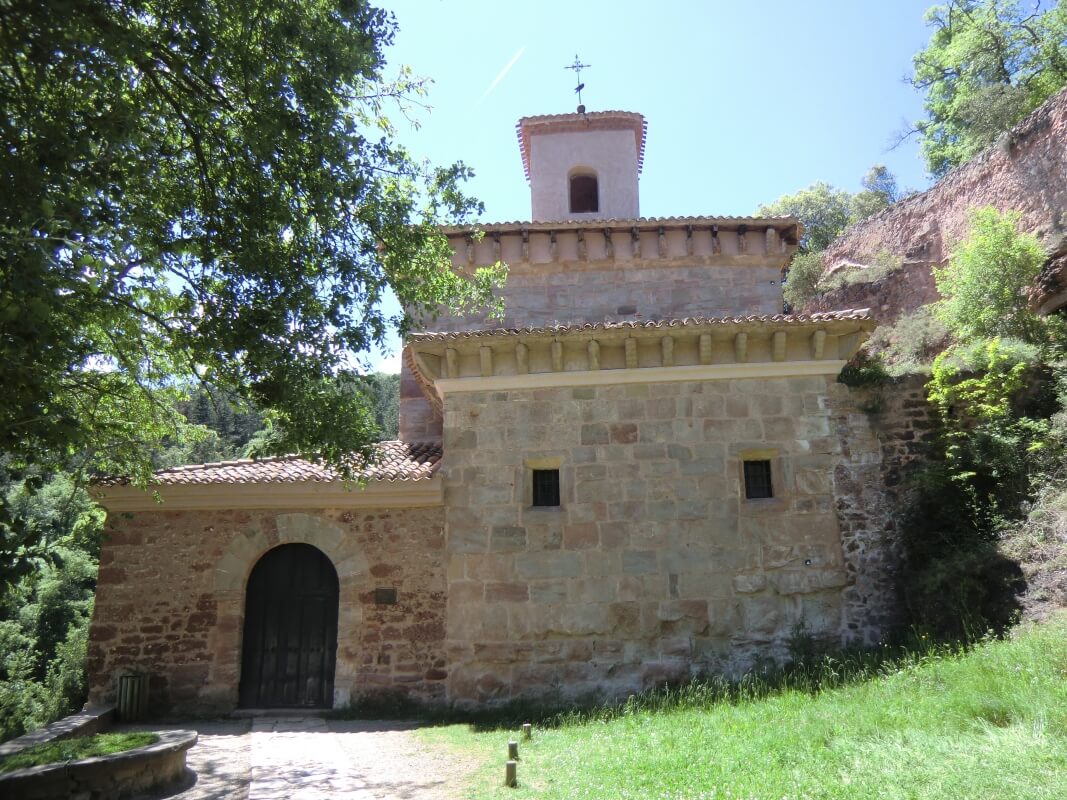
top-left (408, 309), bottom-right (873, 342)
top-left (516, 111), bottom-right (647, 177)
top-left (517, 109), bottom-right (646, 123)
top-left (438, 214), bottom-right (801, 231)
top-left (96, 441), bottom-right (443, 487)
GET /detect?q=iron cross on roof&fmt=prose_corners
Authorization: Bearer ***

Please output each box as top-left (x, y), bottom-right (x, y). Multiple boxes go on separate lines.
top-left (564, 55), bottom-right (591, 110)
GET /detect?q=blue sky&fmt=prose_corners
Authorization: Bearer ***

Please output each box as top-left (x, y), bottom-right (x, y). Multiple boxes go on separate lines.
top-left (367, 0), bottom-right (938, 371)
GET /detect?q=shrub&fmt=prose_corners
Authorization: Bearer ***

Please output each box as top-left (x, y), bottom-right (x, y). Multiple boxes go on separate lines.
top-left (899, 339), bottom-right (1063, 638)
top-left (934, 207), bottom-right (1046, 343)
top-left (866, 306), bottom-right (950, 376)
top-left (783, 251), bottom-right (824, 310)
top-left (0, 622), bottom-right (48, 740)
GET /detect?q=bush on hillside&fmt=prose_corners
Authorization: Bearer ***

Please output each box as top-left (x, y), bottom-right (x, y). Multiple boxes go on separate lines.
top-left (783, 251), bottom-right (825, 310)
top-left (865, 307), bottom-right (950, 376)
top-left (934, 208), bottom-right (1046, 343)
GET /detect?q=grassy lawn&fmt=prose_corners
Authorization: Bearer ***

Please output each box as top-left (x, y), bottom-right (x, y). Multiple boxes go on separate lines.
top-left (0, 732), bottom-right (159, 773)
top-left (421, 616), bottom-right (1067, 799)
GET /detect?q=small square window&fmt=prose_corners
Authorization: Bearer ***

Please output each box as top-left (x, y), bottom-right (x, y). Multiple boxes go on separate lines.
top-left (743, 460), bottom-right (773, 499)
top-left (532, 469), bottom-right (561, 507)
top-left (374, 587), bottom-right (397, 605)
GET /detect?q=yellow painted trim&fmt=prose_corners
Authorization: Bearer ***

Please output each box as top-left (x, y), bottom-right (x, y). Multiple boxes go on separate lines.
top-left (740, 448), bottom-right (779, 461)
top-left (92, 475), bottom-right (444, 512)
top-left (435, 360), bottom-right (847, 395)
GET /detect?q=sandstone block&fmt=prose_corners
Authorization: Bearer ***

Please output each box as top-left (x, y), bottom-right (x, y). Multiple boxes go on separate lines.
top-left (490, 526), bottom-right (527, 553)
top-left (581, 423), bottom-right (609, 445)
top-left (563, 523), bottom-right (599, 550)
top-left (648, 397), bottom-right (677, 419)
top-left (772, 569), bottom-right (849, 595)
top-left (733, 573), bottom-right (767, 594)
top-left (621, 549), bottom-right (658, 575)
top-left (571, 577), bottom-right (617, 604)
top-left (470, 483), bottom-right (515, 506)
top-left (676, 571), bottom-right (732, 599)
top-left (485, 581), bottom-right (530, 603)
top-left (661, 636), bottom-right (693, 657)
top-left (575, 463), bottom-right (608, 481)
top-left (528, 580), bottom-right (568, 603)
top-left (795, 469), bottom-right (833, 496)
top-left (707, 599), bottom-right (741, 637)
top-left (598, 523), bottom-right (630, 550)
top-left (632, 442), bottom-right (666, 460)
top-left (740, 594), bottom-right (780, 635)
top-left (608, 602), bottom-right (641, 636)
top-left (610, 422), bottom-right (639, 444)
top-left (473, 641), bottom-right (533, 662)
top-left (725, 395), bottom-right (749, 417)
top-left (558, 604), bottom-right (612, 635)
top-left (762, 417), bottom-right (796, 440)
top-left (448, 527), bottom-right (488, 554)
top-left (639, 420), bottom-right (674, 442)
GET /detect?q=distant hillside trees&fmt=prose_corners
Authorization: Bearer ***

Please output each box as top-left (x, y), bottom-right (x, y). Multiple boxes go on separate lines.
top-left (757, 166), bottom-right (905, 309)
top-left (910, 0), bottom-right (1067, 177)
top-left (159, 376), bottom-right (401, 468)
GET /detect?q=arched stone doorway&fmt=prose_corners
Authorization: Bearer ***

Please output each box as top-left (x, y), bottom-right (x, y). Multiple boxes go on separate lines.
top-left (238, 543), bottom-right (339, 708)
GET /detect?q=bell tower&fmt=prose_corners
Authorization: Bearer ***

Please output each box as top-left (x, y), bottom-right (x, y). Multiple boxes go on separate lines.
top-left (516, 110), bottom-right (647, 222)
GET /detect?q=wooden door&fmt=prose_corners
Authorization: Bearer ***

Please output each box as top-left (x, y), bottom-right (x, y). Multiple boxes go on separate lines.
top-left (238, 544), bottom-right (339, 708)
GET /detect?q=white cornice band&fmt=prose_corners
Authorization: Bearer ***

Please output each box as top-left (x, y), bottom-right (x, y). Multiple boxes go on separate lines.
top-left (434, 360), bottom-right (848, 395)
top-left (93, 475), bottom-right (444, 513)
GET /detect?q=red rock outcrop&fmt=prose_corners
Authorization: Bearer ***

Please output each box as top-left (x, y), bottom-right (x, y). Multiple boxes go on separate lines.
top-left (810, 87), bottom-right (1067, 320)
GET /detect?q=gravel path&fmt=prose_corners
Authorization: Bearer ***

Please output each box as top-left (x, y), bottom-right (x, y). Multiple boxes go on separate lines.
top-left (124, 716), bottom-right (478, 800)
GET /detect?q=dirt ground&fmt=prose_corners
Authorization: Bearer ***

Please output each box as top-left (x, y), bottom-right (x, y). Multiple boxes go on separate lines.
top-left (123, 716), bottom-right (481, 800)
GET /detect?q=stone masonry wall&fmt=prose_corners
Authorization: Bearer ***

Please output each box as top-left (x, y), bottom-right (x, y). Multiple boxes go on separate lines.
top-left (812, 87), bottom-right (1067, 320)
top-left (88, 506), bottom-right (446, 714)
top-left (439, 375), bottom-right (893, 706)
top-left (832, 375), bottom-right (936, 642)
top-left (400, 260), bottom-right (784, 442)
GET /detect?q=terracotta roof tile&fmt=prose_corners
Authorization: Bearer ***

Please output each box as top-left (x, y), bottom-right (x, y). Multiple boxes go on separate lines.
top-left (407, 309), bottom-right (873, 343)
top-left (98, 441), bottom-right (441, 487)
top-left (439, 215), bottom-right (801, 233)
top-left (515, 111), bottom-right (647, 177)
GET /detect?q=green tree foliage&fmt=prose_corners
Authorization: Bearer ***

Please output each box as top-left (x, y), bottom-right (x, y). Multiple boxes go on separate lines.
top-left (910, 0), bottom-right (1067, 177)
top-left (757, 183), bottom-right (854, 254)
top-left (0, 1), bottom-right (504, 577)
top-left (782, 252), bottom-right (825, 310)
top-left (154, 386), bottom-right (266, 468)
top-left (765, 167), bottom-right (905, 309)
top-left (758, 166), bottom-right (904, 258)
top-left (850, 165), bottom-right (902, 222)
top-left (934, 207), bottom-right (1046, 342)
top-left (359, 373), bottom-right (401, 441)
top-left (901, 340), bottom-right (1055, 636)
top-left (895, 209), bottom-right (1059, 636)
top-left (0, 477), bottom-right (101, 741)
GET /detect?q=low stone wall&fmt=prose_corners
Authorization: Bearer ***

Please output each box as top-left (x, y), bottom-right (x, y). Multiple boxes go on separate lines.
top-left (0, 706), bottom-right (114, 757)
top-left (88, 506), bottom-right (447, 713)
top-left (0, 729), bottom-right (196, 800)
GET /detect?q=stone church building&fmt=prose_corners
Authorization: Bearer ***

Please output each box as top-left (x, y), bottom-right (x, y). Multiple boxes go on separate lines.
top-left (89, 108), bottom-right (902, 714)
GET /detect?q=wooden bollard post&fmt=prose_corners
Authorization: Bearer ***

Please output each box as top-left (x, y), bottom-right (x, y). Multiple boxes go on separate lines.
top-left (505, 759), bottom-right (517, 787)
top-left (508, 740), bottom-right (519, 760)
top-left (522, 723), bottom-right (532, 740)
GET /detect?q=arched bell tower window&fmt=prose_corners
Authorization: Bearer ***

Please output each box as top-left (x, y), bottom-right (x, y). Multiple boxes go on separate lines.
top-left (569, 171), bottom-right (599, 214)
